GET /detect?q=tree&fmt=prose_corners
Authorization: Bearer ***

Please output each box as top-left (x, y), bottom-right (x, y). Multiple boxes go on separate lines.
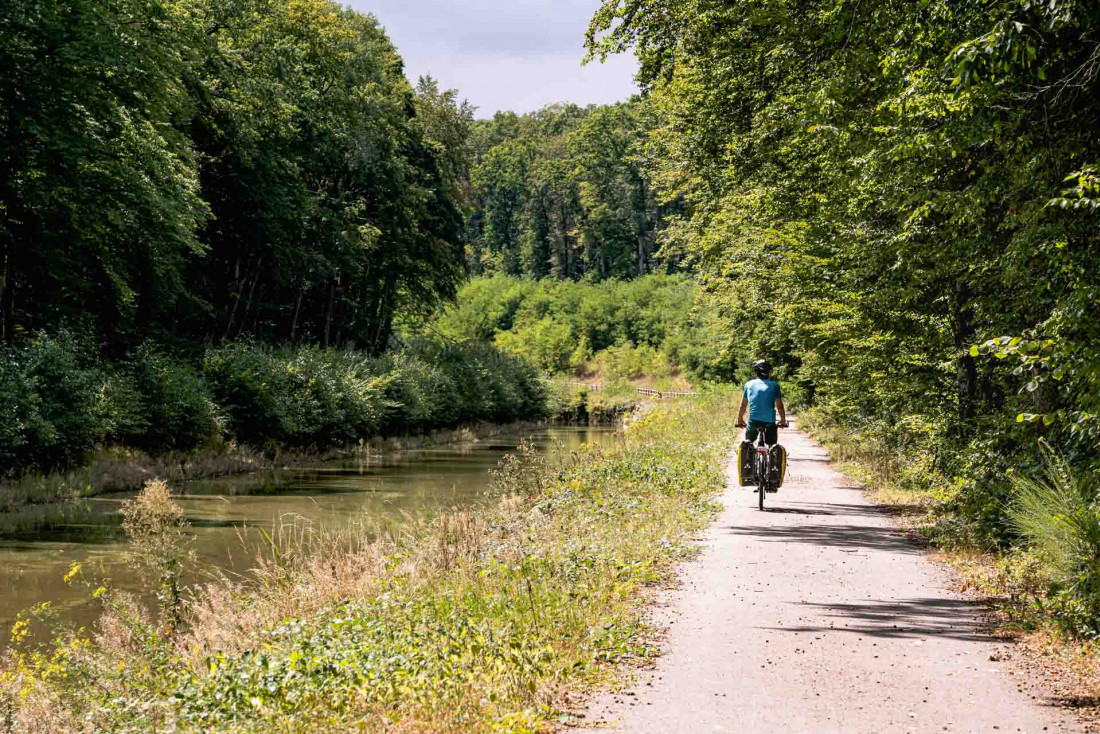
top-left (184, 0), bottom-right (466, 351)
top-left (586, 0), bottom-right (1100, 536)
top-left (466, 101), bottom-right (673, 282)
top-left (0, 0), bottom-right (207, 345)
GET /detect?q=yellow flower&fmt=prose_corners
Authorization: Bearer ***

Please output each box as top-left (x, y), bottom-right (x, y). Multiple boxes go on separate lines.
top-left (63, 563), bottom-right (82, 585)
top-left (10, 619), bottom-right (29, 644)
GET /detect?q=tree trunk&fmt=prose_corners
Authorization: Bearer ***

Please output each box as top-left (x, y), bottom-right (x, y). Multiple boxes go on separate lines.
top-left (371, 272), bottom-right (398, 354)
top-left (636, 177), bottom-right (649, 277)
top-left (224, 252), bottom-right (249, 340)
top-left (560, 200), bottom-right (573, 280)
top-left (322, 277), bottom-right (336, 349)
top-left (0, 247), bottom-right (13, 343)
top-left (953, 279), bottom-right (977, 425)
top-left (290, 276), bottom-right (305, 342)
top-left (236, 259), bottom-right (262, 339)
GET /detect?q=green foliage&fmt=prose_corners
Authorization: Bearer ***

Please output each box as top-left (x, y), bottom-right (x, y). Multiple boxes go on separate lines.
top-left (593, 343), bottom-right (673, 380)
top-left (467, 102), bottom-right (683, 280)
top-left (202, 340), bottom-right (546, 449)
top-left (116, 346), bottom-right (221, 454)
top-left (0, 0), bottom-right (207, 343)
top-left (431, 273), bottom-right (732, 379)
top-left (586, 0), bottom-right (1100, 560)
top-left (1008, 444), bottom-right (1100, 638)
top-left (0, 336), bottom-right (546, 478)
top-left (184, 0), bottom-right (466, 351)
top-left (202, 344), bottom-right (390, 448)
top-left (0, 332), bottom-right (108, 473)
top-left (1, 0), bottom-right (466, 353)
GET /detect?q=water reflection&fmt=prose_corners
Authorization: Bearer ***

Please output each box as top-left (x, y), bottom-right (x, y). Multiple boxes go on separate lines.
top-left (0, 425), bottom-right (617, 629)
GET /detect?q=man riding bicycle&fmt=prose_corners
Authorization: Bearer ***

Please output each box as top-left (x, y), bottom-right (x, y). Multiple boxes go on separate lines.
top-left (737, 359), bottom-right (788, 441)
top-left (736, 360), bottom-right (789, 492)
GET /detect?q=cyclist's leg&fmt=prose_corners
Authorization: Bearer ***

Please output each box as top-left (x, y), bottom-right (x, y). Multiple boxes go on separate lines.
top-left (764, 422), bottom-right (778, 446)
top-left (745, 422), bottom-right (760, 443)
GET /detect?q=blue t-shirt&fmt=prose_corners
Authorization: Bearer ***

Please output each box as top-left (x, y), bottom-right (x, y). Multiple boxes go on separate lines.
top-left (743, 378), bottom-right (782, 423)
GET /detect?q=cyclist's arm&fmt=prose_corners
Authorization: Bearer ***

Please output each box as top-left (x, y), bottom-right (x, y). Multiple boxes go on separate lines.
top-left (736, 396), bottom-right (748, 426)
top-left (776, 398), bottom-right (787, 427)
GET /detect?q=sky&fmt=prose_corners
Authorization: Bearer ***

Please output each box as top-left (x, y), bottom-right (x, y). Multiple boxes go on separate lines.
top-left (348, 0), bottom-right (638, 118)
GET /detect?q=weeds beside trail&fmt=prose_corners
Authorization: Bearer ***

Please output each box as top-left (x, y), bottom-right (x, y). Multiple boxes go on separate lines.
top-left (0, 394), bottom-right (737, 732)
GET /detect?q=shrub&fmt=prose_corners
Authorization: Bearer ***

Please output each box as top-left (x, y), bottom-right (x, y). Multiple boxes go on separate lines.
top-left (203, 344), bottom-right (388, 448)
top-left (0, 331), bottom-right (107, 473)
top-left (117, 345), bottom-right (221, 454)
top-left (1008, 444), bottom-right (1100, 638)
top-left (399, 338), bottom-right (548, 425)
top-left (431, 273), bottom-right (720, 380)
top-left (592, 342), bottom-right (673, 380)
top-left (0, 335), bottom-right (548, 480)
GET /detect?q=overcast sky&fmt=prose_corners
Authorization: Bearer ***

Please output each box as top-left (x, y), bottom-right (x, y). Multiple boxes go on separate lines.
top-left (347, 0), bottom-right (638, 117)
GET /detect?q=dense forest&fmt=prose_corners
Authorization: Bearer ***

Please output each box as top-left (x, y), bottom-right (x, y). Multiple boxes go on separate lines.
top-left (2, 0), bottom-right (472, 352)
top-left (465, 102), bottom-right (684, 280)
top-left (588, 0), bottom-right (1100, 628)
top-left (0, 0), bottom-right (697, 480)
top-left (0, 0), bottom-right (550, 477)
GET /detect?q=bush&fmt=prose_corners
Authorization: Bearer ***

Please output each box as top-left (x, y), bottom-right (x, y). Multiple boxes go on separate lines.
top-left (1008, 444), bottom-right (1100, 638)
top-left (431, 273), bottom-right (721, 380)
top-left (201, 340), bottom-right (544, 449)
top-left (593, 342), bottom-right (673, 380)
top-left (0, 331), bottom-right (107, 473)
top-left (398, 339), bottom-right (548, 426)
top-left (203, 344), bottom-right (388, 448)
top-left (0, 334), bottom-right (548, 481)
top-left (116, 345), bottom-right (221, 454)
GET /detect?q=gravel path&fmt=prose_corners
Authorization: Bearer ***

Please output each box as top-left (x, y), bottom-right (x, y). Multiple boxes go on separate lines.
top-left (582, 424), bottom-right (1079, 733)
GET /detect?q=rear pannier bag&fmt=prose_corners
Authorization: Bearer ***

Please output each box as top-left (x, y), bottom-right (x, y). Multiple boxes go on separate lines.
top-left (738, 440), bottom-right (756, 486)
top-left (769, 444), bottom-right (787, 488)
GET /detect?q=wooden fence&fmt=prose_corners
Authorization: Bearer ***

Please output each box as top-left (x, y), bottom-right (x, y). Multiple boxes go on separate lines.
top-left (568, 382), bottom-right (698, 399)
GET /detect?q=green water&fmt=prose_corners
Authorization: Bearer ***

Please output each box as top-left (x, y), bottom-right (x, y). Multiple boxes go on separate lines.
top-left (0, 425), bottom-right (617, 630)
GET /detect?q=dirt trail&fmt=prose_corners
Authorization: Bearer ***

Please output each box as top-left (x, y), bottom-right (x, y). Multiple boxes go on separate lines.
top-left (583, 424), bottom-right (1079, 733)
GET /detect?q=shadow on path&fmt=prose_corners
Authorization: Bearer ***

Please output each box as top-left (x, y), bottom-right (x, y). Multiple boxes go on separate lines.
top-left (762, 597), bottom-right (995, 642)
top-left (724, 522), bottom-right (924, 554)
top-left (780, 501), bottom-right (928, 519)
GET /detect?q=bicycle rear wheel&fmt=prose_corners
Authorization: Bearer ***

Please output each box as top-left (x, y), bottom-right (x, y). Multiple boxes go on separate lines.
top-left (757, 455), bottom-right (766, 510)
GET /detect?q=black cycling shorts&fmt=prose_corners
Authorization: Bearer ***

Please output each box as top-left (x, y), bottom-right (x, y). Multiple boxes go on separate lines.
top-left (745, 420), bottom-right (778, 446)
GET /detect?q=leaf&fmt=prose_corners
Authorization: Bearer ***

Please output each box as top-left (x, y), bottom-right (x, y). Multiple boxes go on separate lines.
top-left (969, 345), bottom-right (980, 357)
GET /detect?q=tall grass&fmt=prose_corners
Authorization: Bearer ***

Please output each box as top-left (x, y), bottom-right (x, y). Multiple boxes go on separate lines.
top-left (1008, 443), bottom-right (1100, 638)
top-left (0, 394), bottom-right (738, 732)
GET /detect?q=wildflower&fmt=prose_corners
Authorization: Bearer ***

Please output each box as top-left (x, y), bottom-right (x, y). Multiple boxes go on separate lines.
top-left (63, 563), bottom-right (82, 585)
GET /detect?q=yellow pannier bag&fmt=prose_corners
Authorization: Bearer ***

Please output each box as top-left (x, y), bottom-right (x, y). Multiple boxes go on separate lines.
top-left (768, 444), bottom-right (787, 488)
top-left (737, 440), bottom-right (755, 486)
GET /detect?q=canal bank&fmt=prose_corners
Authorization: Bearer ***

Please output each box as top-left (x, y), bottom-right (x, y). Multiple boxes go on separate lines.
top-left (0, 425), bottom-right (619, 629)
top-left (1, 395), bottom-right (732, 732)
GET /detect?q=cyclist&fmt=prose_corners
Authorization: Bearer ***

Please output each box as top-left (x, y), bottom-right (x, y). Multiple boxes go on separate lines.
top-left (736, 359), bottom-right (788, 443)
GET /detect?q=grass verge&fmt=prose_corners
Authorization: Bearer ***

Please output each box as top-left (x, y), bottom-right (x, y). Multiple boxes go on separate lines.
top-left (1, 393), bottom-right (737, 732)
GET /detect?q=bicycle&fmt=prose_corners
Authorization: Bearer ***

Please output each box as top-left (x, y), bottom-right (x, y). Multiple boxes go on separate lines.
top-left (738, 421), bottom-right (787, 510)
